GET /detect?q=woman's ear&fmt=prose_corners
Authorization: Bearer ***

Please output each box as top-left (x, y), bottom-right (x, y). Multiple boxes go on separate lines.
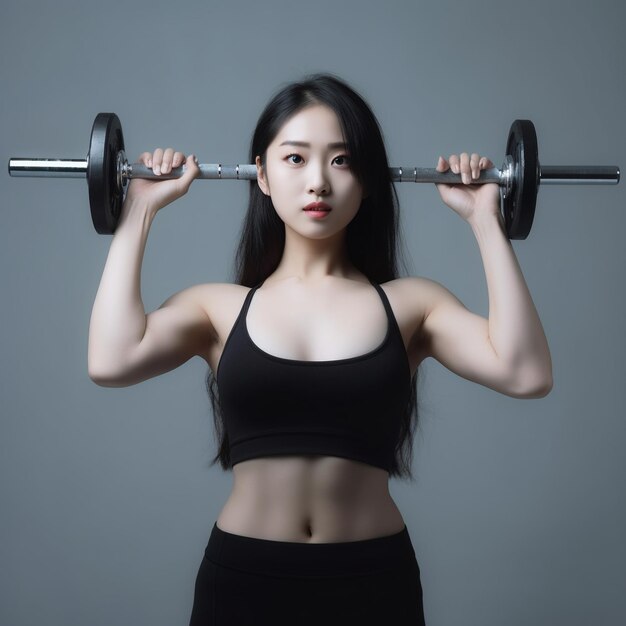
top-left (255, 156), bottom-right (270, 196)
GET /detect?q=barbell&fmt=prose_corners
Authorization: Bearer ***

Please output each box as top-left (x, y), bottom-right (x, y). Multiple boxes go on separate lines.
top-left (8, 113), bottom-right (620, 238)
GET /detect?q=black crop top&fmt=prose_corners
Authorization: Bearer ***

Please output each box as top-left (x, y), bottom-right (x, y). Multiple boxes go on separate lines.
top-left (216, 279), bottom-right (412, 472)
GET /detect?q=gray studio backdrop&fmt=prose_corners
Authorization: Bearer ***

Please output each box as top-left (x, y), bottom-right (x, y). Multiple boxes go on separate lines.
top-left (1, 1), bottom-right (624, 625)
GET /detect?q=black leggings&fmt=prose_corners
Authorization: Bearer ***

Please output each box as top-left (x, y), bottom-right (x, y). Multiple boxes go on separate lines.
top-left (189, 522), bottom-right (426, 626)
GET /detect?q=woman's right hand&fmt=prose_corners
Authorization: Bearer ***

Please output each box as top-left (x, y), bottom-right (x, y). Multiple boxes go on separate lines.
top-left (123, 148), bottom-right (200, 215)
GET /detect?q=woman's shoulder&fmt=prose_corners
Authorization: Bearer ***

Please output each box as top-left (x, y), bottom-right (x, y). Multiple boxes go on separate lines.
top-left (379, 275), bottom-right (457, 327)
top-left (381, 275), bottom-right (453, 299)
top-left (183, 281), bottom-right (259, 328)
top-left (187, 281), bottom-right (251, 307)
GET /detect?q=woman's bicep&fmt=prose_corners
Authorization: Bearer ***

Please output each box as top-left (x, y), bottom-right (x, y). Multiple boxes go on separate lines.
top-left (418, 279), bottom-right (522, 396)
top-left (93, 285), bottom-right (216, 387)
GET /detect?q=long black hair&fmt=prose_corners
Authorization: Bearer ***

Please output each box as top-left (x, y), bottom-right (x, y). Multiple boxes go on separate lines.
top-left (205, 72), bottom-right (422, 482)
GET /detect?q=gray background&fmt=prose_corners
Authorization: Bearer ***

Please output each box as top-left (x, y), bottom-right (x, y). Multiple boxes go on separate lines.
top-left (1, 1), bottom-right (624, 625)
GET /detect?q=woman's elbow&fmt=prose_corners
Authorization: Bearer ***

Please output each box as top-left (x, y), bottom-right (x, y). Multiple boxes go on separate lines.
top-left (526, 379), bottom-right (553, 398)
top-left (88, 367), bottom-right (133, 388)
top-left (512, 372), bottom-right (554, 398)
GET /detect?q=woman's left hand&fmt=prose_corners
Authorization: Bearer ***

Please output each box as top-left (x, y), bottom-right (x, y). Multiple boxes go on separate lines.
top-left (435, 153), bottom-right (501, 225)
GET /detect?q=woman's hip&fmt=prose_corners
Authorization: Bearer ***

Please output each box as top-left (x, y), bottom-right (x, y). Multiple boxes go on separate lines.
top-left (189, 521), bottom-right (426, 626)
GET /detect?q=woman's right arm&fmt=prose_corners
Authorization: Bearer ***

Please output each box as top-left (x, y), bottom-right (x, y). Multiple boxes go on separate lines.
top-left (87, 148), bottom-right (204, 386)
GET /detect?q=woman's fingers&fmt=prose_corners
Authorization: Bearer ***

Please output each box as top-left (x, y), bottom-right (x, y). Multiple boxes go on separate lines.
top-left (448, 154), bottom-right (473, 183)
top-left (138, 152), bottom-right (152, 166)
top-left (470, 153), bottom-right (480, 180)
top-left (160, 148), bottom-right (172, 173)
top-left (172, 151), bottom-right (186, 169)
top-left (162, 148), bottom-right (188, 174)
top-left (458, 153), bottom-right (471, 183)
top-left (179, 154), bottom-right (199, 183)
top-left (448, 154), bottom-right (460, 175)
top-left (136, 149), bottom-right (192, 176)
top-left (150, 148), bottom-right (163, 174)
top-left (445, 153), bottom-right (494, 184)
top-left (436, 156), bottom-right (449, 172)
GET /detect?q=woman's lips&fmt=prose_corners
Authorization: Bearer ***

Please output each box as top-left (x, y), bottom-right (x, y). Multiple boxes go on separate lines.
top-left (303, 202), bottom-right (332, 211)
top-left (303, 209), bottom-right (332, 219)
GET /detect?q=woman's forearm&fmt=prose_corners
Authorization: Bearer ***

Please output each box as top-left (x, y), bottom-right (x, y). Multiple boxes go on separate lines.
top-left (469, 210), bottom-right (553, 390)
top-left (87, 200), bottom-right (156, 378)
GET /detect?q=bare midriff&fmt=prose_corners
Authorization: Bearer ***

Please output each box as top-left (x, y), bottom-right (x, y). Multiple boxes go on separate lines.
top-left (216, 454), bottom-right (406, 544)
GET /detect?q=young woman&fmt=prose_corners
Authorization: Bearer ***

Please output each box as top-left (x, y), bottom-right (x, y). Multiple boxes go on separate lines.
top-left (88, 73), bottom-right (552, 625)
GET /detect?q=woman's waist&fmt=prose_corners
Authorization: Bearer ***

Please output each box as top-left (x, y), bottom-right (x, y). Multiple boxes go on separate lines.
top-left (217, 487), bottom-right (405, 544)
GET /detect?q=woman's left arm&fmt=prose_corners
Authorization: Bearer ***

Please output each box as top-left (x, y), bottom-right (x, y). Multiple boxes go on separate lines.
top-left (434, 152), bottom-right (553, 396)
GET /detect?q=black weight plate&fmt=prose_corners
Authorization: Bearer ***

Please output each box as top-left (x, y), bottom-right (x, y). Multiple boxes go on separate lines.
top-left (88, 113), bottom-right (125, 234)
top-left (503, 120), bottom-right (539, 240)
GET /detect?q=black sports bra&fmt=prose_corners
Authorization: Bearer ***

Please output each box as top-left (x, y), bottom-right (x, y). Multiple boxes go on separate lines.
top-left (216, 279), bottom-right (412, 472)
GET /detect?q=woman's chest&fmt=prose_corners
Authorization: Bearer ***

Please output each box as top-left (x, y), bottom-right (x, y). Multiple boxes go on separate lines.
top-left (204, 279), bottom-right (427, 379)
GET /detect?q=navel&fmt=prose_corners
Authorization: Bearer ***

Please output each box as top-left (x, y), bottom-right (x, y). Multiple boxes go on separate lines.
top-left (304, 519), bottom-right (313, 537)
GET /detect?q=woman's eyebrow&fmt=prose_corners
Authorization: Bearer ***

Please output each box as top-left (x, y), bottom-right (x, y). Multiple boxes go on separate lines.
top-left (279, 140), bottom-right (348, 149)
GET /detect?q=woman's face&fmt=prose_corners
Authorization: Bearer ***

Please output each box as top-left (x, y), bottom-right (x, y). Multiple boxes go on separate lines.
top-left (256, 104), bottom-right (364, 238)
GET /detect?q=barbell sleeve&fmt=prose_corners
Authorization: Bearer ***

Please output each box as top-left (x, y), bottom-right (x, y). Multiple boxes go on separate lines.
top-left (8, 158), bottom-right (89, 178)
top-left (538, 165), bottom-right (620, 185)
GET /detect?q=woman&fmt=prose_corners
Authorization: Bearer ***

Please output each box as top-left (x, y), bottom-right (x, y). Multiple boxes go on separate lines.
top-left (88, 73), bottom-right (552, 625)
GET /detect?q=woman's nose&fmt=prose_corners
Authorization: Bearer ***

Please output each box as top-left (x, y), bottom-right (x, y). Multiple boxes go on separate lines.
top-left (307, 165), bottom-right (329, 194)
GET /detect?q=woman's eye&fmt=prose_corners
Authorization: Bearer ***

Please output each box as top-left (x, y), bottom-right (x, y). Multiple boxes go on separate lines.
top-left (285, 154), bottom-right (350, 166)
